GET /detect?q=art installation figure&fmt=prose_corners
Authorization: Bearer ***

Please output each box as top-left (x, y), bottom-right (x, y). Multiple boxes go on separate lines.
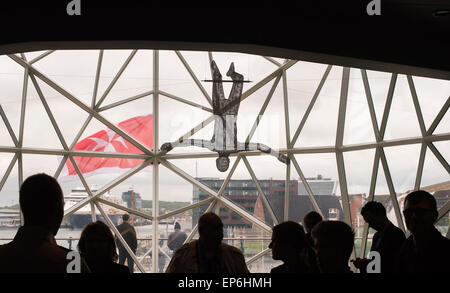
top-left (161, 60), bottom-right (290, 172)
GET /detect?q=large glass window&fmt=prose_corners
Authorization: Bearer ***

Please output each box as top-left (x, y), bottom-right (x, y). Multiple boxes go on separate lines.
top-left (0, 50), bottom-right (448, 272)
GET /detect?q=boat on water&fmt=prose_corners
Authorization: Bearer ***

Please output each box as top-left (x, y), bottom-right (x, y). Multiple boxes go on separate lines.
top-left (63, 187), bottom-right (126, 230)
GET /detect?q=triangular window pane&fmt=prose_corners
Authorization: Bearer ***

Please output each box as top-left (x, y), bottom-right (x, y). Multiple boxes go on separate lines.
top-left (383, 144), bottom-right (421, 194)
top-left (344, 70), bottom-right (377, 145)
top-left (384, 75), bottom-right (422, 140)
top-left (420, 145), bottom-right (450, 188)
top-left (287, 61), bottom-right (329, 144)
top-left (412, 76), bottom-right (450, 130)
top-left (98, 50), bottom-right (153, 107)
top-left (33, 50), bottom-right (100, 107)
top-left (295, 66), bottom-right (342, 147)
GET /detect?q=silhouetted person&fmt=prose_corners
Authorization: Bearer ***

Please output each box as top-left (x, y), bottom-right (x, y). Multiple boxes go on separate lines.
top-left (116, 214), bottom-right (137, 273)
top-left (167, 222), bottom-right (187, 254)
top-left (303, 211), bottom-right (323, 248)
top-left (302, 212), bottom-right (323, 273)
top-left (312, 221), bottom-right (354, 273)
top-left (269, 221), bottom-right (318, 273)
top-left (78, 221), bottom-right (129, 273)
top-left (396, 190), bottom-right (450, 273)
top-left (0, 173), bottom-right (75, 273)
top-left (158, 237), bottom-right (167, 273)
top-left (352, 201), bottom-right (405, 273)
top-left (165, 212), bottom-right (249, 273)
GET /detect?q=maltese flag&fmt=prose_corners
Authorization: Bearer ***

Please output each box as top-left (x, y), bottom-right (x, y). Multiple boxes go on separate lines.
top-left (59, 114), bottom-right (153, 181)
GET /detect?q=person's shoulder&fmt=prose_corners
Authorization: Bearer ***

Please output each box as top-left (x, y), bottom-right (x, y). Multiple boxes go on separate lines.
top-left (399, 234), bottom-right (414, 251)
top-left (174, 240), bottom-right (195, 254)
top-left (57, 245), bottom-right (72, 252)
top-left (38, 242), bottom-right (71, 259)
top-left (124, 223), bottom-right (136, 231)
top-left (57, 246), bottom-right (74, 260)
top-left (221, 243), bottom-right (244, 256)
top-left (372, 229), bottom-right (380, 238)
top-left (388, 223), bottom-right (405, 234)
top-left (0, 242), bottom-right (15, 261)
top-left (0, 242), bottom-right (12, 252)
top-left (435, 232), bottom-right (450, 246)
top-left (404, 234), bottom-right (414, 243)
top-left (387, 224), bottom-right (406, 240)
top-left (270, 264), bottom-right (285, 273)
top-left (437, 235), bottom-right (450, 259)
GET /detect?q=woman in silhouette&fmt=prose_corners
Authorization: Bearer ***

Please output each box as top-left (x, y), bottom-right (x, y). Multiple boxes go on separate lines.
top-left (78, 221), bottom-right (129, 273)
top-left (269, 221), bottom-right (317, 273)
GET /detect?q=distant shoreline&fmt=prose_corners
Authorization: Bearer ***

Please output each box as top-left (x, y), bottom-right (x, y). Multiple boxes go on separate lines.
top-left (0, 226), bottom-right (19, 230)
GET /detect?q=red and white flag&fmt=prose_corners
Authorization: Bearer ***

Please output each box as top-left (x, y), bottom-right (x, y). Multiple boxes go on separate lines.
top-left (59, 114), bottom-right (153, 181)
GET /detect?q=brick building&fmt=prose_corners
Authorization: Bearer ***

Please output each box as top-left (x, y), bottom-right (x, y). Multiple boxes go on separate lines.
top-left (192, 175), bottom-right (343, 228)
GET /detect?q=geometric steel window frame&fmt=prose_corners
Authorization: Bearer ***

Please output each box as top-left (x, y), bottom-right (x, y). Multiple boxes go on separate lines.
top-left (0, 50), bottom-right (448, 272)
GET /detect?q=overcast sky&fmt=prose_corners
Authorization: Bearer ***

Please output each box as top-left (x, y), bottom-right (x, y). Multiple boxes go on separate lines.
top-left (0, 49), bottom-right (449, 208)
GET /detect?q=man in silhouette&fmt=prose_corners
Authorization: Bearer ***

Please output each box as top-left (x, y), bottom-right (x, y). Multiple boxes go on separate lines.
top-left (352, 201), bottom-right (405, 273)
top-left (269, 221), bottom-right (318, 273)
top-left (396, 190), bottom-right (450, 273)
top-left (115, 214), bottom-right (138, 273)
top-left (160, 60), bottom-right (289, 172)
top-left (0, 173), bottom-right (72, 273)
top-left (167, 222), bottom-right (187, 254)
top-left (312, 221), bottom-right (354, 273)
top-left (165, 212), bottom-right (249, 273)
top-left (303, 211), bottom-right (323, 249)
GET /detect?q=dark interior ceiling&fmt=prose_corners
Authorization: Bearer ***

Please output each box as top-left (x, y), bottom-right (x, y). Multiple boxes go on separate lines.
top-left (1, 0), bottom-right (450, 80)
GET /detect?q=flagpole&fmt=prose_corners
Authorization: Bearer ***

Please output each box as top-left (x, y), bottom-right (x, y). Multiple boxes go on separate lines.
top-left (131, 186), bottom-right (135, 226)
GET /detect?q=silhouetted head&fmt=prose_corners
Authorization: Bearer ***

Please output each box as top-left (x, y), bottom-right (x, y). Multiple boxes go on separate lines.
top-left (269, 221), bottom-right (306, 262)
top-left (78, 221), bottom-right (118, 263)
top-left (403, 190), bottom-right (438, 236)
top-left (198, 212), bottom-right (223, 250)
top-left (174, 222), bottom-right (181, 230)
top-left (216, 156), bottom-right (230, 172)
top-left (360, 201), bottom-right (387, 231)
top-left (303, 211), bottom-right (323, 234)
top-left (122, 214), bottom-right (130, 222)
top-left (312, 221), bottom-right (354, 273)
top-left (19, 173), bottom-right (64, 235)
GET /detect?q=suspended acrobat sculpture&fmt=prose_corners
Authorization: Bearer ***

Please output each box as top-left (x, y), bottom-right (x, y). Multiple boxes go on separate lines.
top-left (160, 60), bottom-right (290, 172)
